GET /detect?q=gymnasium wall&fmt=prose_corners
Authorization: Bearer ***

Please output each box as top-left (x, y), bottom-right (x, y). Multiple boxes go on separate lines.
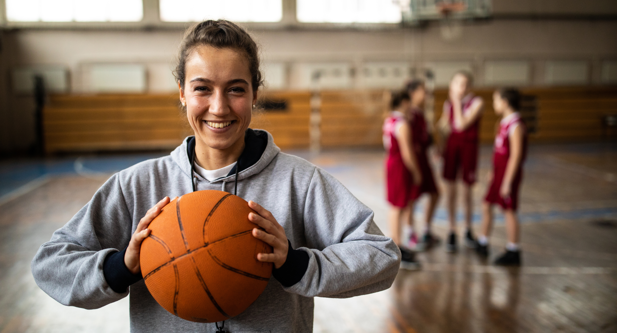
top-left (1, 1), bottom-right (617, 154)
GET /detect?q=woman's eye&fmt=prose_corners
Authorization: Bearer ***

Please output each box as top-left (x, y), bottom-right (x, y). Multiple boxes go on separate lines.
top-left (229, 87), bottom-right (245, 94)
top-left (194, 86), bottom-right (210, 92)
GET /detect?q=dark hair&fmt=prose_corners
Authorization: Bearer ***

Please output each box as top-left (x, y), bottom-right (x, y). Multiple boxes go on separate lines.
top-left (405, 79), bottom-right (424, 94)
top-left (174, 20), bottom-right (263, 93)
top-left (390, 90), bottom-right (410, 110)
top-left (497, 88), bottom-right (521, 111)
top-left (453, 70), bottom-right (474, 87)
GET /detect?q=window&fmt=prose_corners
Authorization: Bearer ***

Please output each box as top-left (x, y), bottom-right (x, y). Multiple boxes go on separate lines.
top-left (160, 0), bottom-right (283, 22)
top-left (297, 0), bottom-right (401, 23)
top-left (6, 0), bottom-right (143, 22)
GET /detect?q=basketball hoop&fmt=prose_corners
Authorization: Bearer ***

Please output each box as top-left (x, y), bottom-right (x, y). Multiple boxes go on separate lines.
top-left (437, 1), bottom-right (466, 41)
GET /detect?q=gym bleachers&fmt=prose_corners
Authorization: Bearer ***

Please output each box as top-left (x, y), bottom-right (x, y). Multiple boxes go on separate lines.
top-left (42, 87), bottom-right (617, 153)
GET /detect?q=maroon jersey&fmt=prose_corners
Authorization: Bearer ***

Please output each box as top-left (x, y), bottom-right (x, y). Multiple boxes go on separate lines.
top-left (442, 95), bottom-right (482, 185)
top-left (383, 112), bottom-right (412, 208)
top-left (484, 113), bottom-right (528, 210)
top-left (493, 113), bottom-right (528, 165)
top-left (446, 94), bottom-right (481, 142)
top-left (409, 108), bottom-right (438, 200)
top-left (409, 108), bottom-right (430, 152)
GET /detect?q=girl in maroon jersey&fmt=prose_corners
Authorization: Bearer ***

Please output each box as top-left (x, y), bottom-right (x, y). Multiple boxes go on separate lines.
top-left (405, 80), bottom-right (441, 252)
top-left (437, 71), bottom-right (484, 252)
top-left (476, 88), bottom-right (527, 266)
top-left (383, 91), bottom-right (422, 270)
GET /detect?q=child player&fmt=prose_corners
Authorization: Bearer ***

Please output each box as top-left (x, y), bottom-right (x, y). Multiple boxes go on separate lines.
top-left (405, 80), bottom-right (441, 252)
top-left (477, 88), bottom-right (527, 266)
top-left (383, 91), bottom-right (422, 270)
top-left (437, 71), bottom-right (484, 252)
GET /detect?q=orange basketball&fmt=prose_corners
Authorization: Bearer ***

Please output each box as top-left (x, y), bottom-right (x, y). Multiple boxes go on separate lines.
top-left (140, 190), bottom-right (272, 323)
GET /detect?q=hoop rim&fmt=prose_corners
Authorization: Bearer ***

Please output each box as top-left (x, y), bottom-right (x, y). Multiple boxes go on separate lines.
top-left (437, 2), bottom-right (467, 16)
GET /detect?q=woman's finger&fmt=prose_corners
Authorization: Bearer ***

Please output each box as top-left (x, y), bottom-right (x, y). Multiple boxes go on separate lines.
top-left (137, 197), bottom-right (170, 232)
top-left (252, 228), bottom-right (282, 247)
top-left (134, 228), bottom-right (151, 244)
top-left (256, 252), bottom-right (277, 263)
top-left (248, 212), bottom-right (275, 233)
top-left (248, 201), bottom-right (274, 220)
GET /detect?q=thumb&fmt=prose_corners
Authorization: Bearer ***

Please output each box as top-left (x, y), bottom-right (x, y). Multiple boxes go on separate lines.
top-left (134, 228), bottom-right (151, 244)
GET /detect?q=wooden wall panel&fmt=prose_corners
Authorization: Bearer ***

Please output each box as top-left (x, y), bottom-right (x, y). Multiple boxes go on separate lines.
top-left (43, 87), bottom-right (616, 153)
top-left (43, 91), bottom-right (312, 153)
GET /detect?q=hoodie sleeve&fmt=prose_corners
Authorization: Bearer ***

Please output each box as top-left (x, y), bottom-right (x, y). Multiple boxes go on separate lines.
top-left (31, 173), bottom-right (135, 309)
top-left (284, 168), bottom-right (401, 298)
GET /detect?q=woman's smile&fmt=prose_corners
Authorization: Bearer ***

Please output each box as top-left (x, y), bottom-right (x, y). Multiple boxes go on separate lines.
top-left (204, 120), bottom-right (236, 130)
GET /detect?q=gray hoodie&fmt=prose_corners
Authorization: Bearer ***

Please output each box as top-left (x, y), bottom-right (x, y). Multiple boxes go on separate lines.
top-left (32, 129), bottom-right (401, 332)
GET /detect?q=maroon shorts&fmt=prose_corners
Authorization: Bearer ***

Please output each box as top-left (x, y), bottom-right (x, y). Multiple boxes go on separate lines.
top-left (386, 157), bottom-right (413, 208)
top-left (410, 150), bottom-right (439, 201)
top-left (442, 135), bottom-right (479, 185)
top-left (484, 168), bottom-right (523, 211)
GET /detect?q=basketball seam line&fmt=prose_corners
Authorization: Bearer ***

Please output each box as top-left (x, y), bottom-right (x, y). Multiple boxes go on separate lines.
top-left (143, 230), bottom-right (254, 280)
top-left (148, 234), bottom-right (174, 258)
top-left (176, 196), bottom-right (190, 251)
top-left (173, 264), bottom-right (179, 317)
top-left (190, 256), bottom-right (229, 319)
top-left (207, 249), bottom-right (270, 281)
top-left (202, 194), bottom-right (232, 244)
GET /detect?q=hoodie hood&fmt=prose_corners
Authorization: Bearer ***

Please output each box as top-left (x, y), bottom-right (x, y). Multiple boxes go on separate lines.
top-left (170, 128), bottom-right (281, 186)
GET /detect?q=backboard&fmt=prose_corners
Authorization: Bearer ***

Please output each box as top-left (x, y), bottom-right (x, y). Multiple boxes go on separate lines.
top-left (400, 0), bottom-right (492, 24)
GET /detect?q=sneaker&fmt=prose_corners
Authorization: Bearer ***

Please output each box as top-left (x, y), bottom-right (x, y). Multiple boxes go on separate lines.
top-left (399, 246), bottom-right (421, 270)
top-left (446, 232), bottom-right (457, 253)
top-left (494, 250), bottom-right (521, 266)
top-left (407, 231), bottom-right (419, 250)
top-left (465, 229), bottom-right (477, 249)
top-left (415, 232), bottom-right (441, 252)
top-left (475, 243), bottom-right (489, 258)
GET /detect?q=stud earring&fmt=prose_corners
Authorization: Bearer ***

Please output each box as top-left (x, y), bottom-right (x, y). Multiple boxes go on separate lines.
top-left (252, 104), bottom-right (256, 109)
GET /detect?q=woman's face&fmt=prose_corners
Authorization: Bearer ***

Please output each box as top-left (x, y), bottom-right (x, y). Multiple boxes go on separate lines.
top-left (449, 74), bottom-right (469, 99)
top-left (179, 45), bottom-right (256, 153)
top-left (411, 86), bottom-right (426, 106)
top-left (493, 91), bottom-right (505, 115)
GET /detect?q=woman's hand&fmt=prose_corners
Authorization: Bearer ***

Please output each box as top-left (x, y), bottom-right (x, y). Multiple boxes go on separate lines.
top-left (248, 201), bottom-right (288, 269)
top-left (124, 197), bottom-right (171, 275)
top-left (500, 181), bottom-right (511, 199)
top-left (449, 89), bottom-right (462, 104)
top-left (411, 168), bottom-right (423, 186)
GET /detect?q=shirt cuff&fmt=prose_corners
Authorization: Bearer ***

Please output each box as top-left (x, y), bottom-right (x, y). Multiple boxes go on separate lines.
top-left (272, 240), bottom-right (309, 288)
top-left (103, 248), bottom-right (143, 293)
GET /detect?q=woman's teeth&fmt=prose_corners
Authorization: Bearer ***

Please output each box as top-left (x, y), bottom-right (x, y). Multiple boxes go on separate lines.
top-left (206, 121), bottom-right (232, 129)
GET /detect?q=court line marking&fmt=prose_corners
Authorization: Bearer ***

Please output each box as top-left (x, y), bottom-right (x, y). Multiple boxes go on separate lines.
top-left (545, 156), bottom-right (617, 183)
top-left (74, 157), bottom-right (112, 180)
top-left (484, 236), bottom-right (617, 260)
top-left (0, 175), bottom-right (50, 208)
top-left (419, 263), bottom-right (617, 275)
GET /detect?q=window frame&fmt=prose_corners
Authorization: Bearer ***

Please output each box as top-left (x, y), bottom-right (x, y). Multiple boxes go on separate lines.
top-left (0, 0), bottom-right (403, 30)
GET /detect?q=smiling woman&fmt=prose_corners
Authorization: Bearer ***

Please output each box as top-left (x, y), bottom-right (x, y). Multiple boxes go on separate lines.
top-left (31, 20), bottom-right (401, 333)
top-left (180, 46), bottom-right (255, 170)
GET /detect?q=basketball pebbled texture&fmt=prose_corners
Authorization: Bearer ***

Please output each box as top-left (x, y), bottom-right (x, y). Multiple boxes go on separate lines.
top-left (140, 190), bottom-right (273, 323)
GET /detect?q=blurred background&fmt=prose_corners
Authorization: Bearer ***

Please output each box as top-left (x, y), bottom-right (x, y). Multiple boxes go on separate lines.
top-left (0, 1), bottom-right (616, 332)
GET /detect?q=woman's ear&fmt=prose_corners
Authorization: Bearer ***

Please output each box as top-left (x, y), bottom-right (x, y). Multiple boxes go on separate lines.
top-left (178, 82), bottom-right (186, 107)
top-left (252, 90), bottom-right (258, 109)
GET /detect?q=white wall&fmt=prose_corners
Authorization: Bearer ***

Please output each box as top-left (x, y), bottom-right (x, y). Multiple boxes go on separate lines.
top-left (1, 16), bottom-right (617, 153)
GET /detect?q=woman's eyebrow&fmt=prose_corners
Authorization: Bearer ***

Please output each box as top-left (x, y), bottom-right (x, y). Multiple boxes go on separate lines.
top-left (189, 77), bottom-right (249, 85)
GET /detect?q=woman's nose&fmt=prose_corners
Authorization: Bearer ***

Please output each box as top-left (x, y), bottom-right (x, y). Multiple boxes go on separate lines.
top-left (209, 90), bottom-right (229, 116)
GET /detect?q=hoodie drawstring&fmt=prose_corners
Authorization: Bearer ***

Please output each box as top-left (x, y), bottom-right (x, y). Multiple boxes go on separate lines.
top-left (191, 149), bottom-right (240, 196)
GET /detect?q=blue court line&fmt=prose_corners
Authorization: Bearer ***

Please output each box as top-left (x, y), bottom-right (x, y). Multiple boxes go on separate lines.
top-left (0, 154), bottom-right (165, 199)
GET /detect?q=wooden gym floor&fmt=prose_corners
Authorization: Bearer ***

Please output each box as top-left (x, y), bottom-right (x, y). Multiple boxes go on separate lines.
top-left (0, 142), bottom-right (616, 333)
